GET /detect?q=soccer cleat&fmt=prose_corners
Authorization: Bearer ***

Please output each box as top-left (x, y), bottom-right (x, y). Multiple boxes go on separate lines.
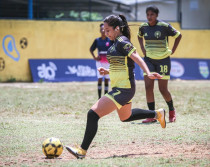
top-left (156, 108), bottom-right (166, 128)
top-left (142, 118), bottom-right (157, 123)
top-left (169, 109), bottom-right (176, 122)
top-left (66, 145), bottom-right (87, 159)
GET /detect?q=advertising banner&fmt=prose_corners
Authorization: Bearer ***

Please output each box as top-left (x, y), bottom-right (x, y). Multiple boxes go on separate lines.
top-left (29, 58), bottom-right (210, 82)
top-left (29, 59), bottom-right (97, 82)
top-left (170, 58), bottom-right (210, 80)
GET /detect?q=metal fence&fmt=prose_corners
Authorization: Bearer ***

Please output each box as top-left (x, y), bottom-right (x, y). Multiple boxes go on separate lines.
top-left (0, 0), bottom-right (209, 29)
top-left (0, 0), bottom-right (177, 21)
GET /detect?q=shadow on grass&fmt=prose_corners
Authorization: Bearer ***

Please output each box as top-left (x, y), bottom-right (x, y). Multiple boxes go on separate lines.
top-left (131, 122), bottom-right (159, 125)
top-left (131, 121), bottom-right (171, 125)
top-left (105, 153), bottom-right (148, 159)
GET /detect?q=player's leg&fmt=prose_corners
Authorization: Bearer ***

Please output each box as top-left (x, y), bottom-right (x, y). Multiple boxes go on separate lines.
top-left (116, 103), bottom-right (166, 128)
top-left (98, 78), bottom-right (102, 99)
top-left (96, 61), bottom-right (103, 99)
top-left (158, 79), bottom-right (176, 122)
top-left (104, 78), bottom-right (109, 94)
top-left (157, 57), bottom-right (176, 122)
top-left (103, 62), bottom-right (110, 95)
top-left (142, 57), bottom-right (156, 123)
top-left (66, 96), bottom-right (117, 159)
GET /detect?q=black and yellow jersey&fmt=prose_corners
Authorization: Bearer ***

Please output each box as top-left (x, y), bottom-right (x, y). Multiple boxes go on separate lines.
top-left (138, 20), bottom-right (180, 59)
top-left (107, 36), bottom-right (136, 89)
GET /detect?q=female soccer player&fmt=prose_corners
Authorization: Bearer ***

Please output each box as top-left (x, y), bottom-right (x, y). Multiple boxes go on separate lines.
top-left (138, 5), bottom-right (182, 123)
top-left (90, 23), bottom-right (113, 99)
top-left (66, 14), bottom-right (166, 159)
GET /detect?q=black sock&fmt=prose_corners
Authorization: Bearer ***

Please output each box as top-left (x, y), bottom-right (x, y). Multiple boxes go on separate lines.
top-left (123, 108), bottom-right (156, 122)
top-left (147, 102), bottom-right (155, 110)
top-left (166, 100), bottom-right (174, 111)
top-left (98, 83), bottom-right (102, 99)
top-left (81, 109), bottom-right (99, 150)
top-left (104, 83), bottom-right (108, 94)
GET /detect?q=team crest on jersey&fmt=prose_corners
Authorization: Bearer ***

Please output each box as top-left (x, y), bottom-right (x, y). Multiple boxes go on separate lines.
top-left (109, 45), bottom-right (115, 53)
top-left (123, 43), bottom-right (133, 52)
top-left (154, 31), bottom-right (161, 38)
top-left (198, 61), bottom-right (209, 78)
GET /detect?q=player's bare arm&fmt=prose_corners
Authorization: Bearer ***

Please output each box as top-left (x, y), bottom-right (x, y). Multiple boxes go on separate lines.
top-left (138, 36), bottom-right (146, 56)
top-left (90, 49), bottom-right (100, 60)
top-left (130, 51), bottom-right (162, 79)
top-left (172, 34), bottom-right (182, 54)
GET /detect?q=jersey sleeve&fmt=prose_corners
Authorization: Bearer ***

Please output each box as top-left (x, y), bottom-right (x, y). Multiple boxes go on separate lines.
top-left (138, 25), bottom-right (144, 38)
top-left (117, 40), bottom-right (136, 57)
top-left (167, 24), bottom-right (181, 38)
top-left (90, 39), bottom-right (97, 51)
top-left (138, 23), bottom-right (145, 38)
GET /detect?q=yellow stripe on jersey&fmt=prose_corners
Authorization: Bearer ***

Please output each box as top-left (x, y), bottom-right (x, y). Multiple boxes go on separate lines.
top-left (128, 47), bottom-right (136, 57)
top-left (108, 56), bottom-right (131, 88)
top-left (173, 31), bottom-right (181, 38)
top-left (138, 32), bottom-right (143, 38)
top-left (145, 37), bottom-right (172, 59)
top-left (117, 36), bottom-right (123, 42)
top-left (156, 22), bottom-right (169, 27)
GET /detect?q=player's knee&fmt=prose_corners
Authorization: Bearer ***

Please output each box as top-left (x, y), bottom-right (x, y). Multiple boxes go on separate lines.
top-left (159, 87), bottom-right (168, 95)
top-left (87, 109), bottom-right (100, 121)
top-left (120, 118), bottom-right (125, 122)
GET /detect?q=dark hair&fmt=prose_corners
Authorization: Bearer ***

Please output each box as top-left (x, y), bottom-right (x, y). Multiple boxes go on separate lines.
top-left (100, 23), bottom-right (104, 27)
top-left (103, 14), bottom-right (131, 40)
top-left (146, 5), bottom-right (159, 15)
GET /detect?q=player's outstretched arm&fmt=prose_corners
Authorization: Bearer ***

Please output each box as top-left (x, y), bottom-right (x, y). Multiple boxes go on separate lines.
top-left (130, 51), bottom-right (162, 79)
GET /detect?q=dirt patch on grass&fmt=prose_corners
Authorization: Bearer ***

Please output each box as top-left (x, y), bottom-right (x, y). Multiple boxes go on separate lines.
top-left (1, 143), bottom-right (208, 166)
top-left (89, 143), bottom-right (210, 159)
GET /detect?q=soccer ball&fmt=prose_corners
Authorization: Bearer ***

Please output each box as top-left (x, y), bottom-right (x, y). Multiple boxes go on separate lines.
top-left (42, 137), bottom-right (63, 158)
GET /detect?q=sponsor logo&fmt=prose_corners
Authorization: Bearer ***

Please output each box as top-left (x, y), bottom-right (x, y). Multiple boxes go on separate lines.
top-left (65, 65), bottom-right (96, 77)
top-left (37, 62), bottom-right (57, 80)
top-left (171, 61), bottom-right (184, 77)
top-left (144, 33), bottom-right (148, 36)
top-left (198, 61), bottom-right (209, 78)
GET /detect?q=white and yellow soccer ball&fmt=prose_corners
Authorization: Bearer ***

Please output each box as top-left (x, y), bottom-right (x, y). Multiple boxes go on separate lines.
top-left (42, 137), bottom-right (63, 158)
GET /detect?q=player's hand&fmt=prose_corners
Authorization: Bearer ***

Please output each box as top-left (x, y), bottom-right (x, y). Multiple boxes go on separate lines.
top-left (95, 56), bottom-right (101, 61)
top-left (98, 67), bottom-right (109, 75)
top-left (148, 73), bottom-right (162, 79)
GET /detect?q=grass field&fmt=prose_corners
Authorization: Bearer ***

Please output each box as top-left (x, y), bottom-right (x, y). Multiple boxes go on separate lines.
top-left (0, 80), bottom-right (209, 167)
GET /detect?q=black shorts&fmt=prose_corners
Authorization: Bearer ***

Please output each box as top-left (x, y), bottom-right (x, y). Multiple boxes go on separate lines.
top-left (105, 86), bottom-right (135, 109)
top-left (144, 56), bottom-right (171, 80)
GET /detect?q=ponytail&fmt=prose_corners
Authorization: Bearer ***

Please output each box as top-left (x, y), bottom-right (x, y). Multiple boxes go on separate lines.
top-left (103, 14), bottom-right (131, 40)
top-left (119, 14), bottom-right (131, 40)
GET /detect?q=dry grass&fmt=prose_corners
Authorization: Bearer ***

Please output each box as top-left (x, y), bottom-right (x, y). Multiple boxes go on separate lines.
top-left (0, 81), bottom-right (209, 166)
